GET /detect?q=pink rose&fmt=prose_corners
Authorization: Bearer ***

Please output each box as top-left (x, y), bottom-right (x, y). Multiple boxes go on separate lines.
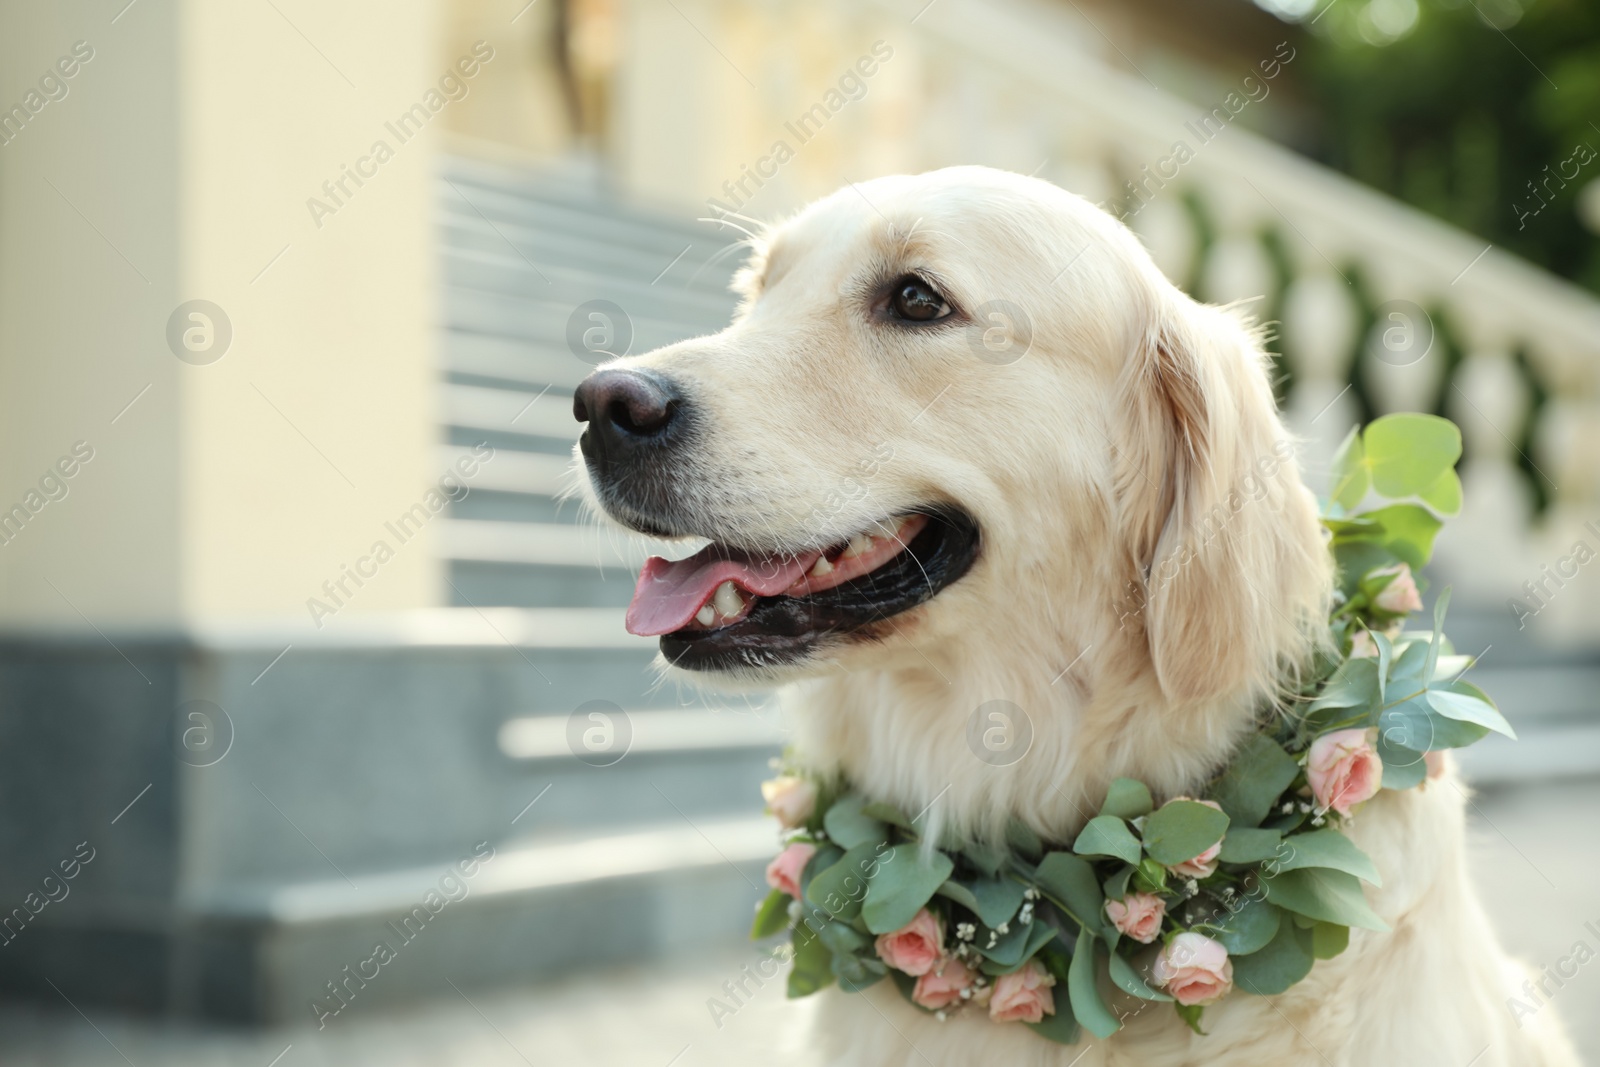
top-left (1307, 727), bottom-right (1383, 815)
top-left (989, 960), bottom-right (1056, 1023)
top-left (1373, 563), bottom-right (1423, 615)
top-left (1350, 630), bottom-right (1379, 658)
top-left (765, 842), bottom-right (815, 900)
top-left (1425, 749), bottom-right (1446, 781)
top-left (912, 957), bottom-right (975, 1010)
top-left (874, 908), bottom-right (944, 976)
top-left (760, 776), bottom-right (817, 829)
top-left (1165, 798), bottom-right (1225, 879)
top-left (1152, 932), bottom-right (1233, 1006)
top-left (1105, 891), bottom-right (1166, 943)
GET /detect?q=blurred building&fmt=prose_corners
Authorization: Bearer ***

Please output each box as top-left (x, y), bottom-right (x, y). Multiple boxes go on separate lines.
top-left (0, 0), bottom-right (1596, 1025)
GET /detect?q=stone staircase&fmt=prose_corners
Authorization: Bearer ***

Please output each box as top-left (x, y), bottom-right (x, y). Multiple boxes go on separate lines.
top-left (437, 154), bottom-right (741, 610)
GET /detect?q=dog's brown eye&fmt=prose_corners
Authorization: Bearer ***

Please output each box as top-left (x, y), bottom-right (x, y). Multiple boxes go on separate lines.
top-left (889, 278), bottom-right (951, 322)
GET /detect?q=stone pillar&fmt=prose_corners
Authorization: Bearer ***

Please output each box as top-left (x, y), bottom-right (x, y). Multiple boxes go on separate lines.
top-left (0, 0), bottom-right (443, 631)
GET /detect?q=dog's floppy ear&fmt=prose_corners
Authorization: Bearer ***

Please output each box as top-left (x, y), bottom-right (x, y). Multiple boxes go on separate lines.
top-left (1115, 291), bottom-right (1327, 707)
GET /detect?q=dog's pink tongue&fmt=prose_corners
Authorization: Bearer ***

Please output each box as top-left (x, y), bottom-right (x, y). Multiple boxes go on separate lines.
top-left (625, 545), bottom-right (822, 636)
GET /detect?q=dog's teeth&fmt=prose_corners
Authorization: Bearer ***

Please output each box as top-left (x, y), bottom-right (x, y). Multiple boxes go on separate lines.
top-left (809, 556), bottom-right (834, 577)
top-left (840, 533), bottom-right (873, 559)
top-left (695, 603), bottom-right (716, 627)
top-left (713, 581), bottom-right (744, 618)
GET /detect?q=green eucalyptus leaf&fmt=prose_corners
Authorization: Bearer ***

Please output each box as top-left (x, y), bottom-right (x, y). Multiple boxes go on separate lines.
top-left (963, 840), bottom-right (1008, 878)
top-left (959, 876), bottom-right (1028, 929)
top-left (1431, 654), bottom-right (1472, 684)
top-left (1209, 734), bottom-right (1302, 829)
top-left (799, 845), bottom-right (843, 901)
top-left (807, 842), bottom-right (888, 921)
top-left (824, 794), bottom-right (889, 849)
top-left (1272, 829), bottom-right (1382, 886)
top-left (788, 923), bottom-right (836, 998)
top-left (1425, 587), bottom-right (1452, 684)
top-left (1107, 947), bottom-right (1172, 1001)
top-left (1142, 801), bottom-right (1230, 865)
top-left (1386, 639), bottom-right (1431, 691)
top-left (1375, 731), bottom-right (1428, 789)
top-left (1035, 852), bottom-right (1105, 929)
top-left (1263, 868), bottom-right (1389, 931)
top-left (1100, 778), bottom-right (1154, 820)
top-left (1068, 931), bottom-right (1121, 1039)
top-left (1328, 425), bottom-right (1369, 511)
top-left (1174, 1002), bottom-right (1207, 1035)
top-left (1379, 693), bottom-right (1486, 752)
top-left (859, 801), bottom-right (911, 829)
top-left (833, 954), bottom-right (887, 993)
top-left (1026, 1002), bottom-right (1082, 1044)
top-left (1230, 916), bottom-right (1315, 995)
top-left (817, 920), bottom-right (870, 957)
top-left (1006, 818), bottom-right (1044, 860)
top-left (936, 880), bottom-right (981, 914)
top-left (752, 887), bottom-right (791, 939)
top-left (1073, 815), bottom-right (1143, 866)
top-left (887, 969), bottom-right (920, 1008)
top-left (1312, 921), bottom-right (1350, 959)
top-left (978, 921), bottom-right (1058, 970)
top-left (1359, 504), bottom-right (1443, 570)
top-left (1135, 857), bottom-right (1170, 894)
top-left (1103, 865), bottom-right (1135, 901)
top-left (1207, 895), bottom-right (1282, 956)
top-left (1334, 540), bottom-right (1397, 599)
top-left (861, 844), bottom-right (953, 935)
top-left (1373, 631), bottom-right (1394, 703)
top-left (1427, 688), bottom-right (1516, 739)
top-left (1364, 413), bottom-right (1461, 500)
top-left (1419, 468), bottom-right (1462, 516)
top-left (1323, 515), bottom-right (1384, 540)
top-left (1218, 827), bottom-right (1284, 864)
top-left (1264, 806), bottom-right (1308, 833)
top-left (1306, 656), bottom-right (1382, 716)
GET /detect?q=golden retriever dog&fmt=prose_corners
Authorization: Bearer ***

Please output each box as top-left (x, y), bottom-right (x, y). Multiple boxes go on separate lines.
top-left (572, 166), bottom-right (1577, 1066)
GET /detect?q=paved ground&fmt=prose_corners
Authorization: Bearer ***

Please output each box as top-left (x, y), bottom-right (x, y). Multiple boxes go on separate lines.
top-left (2, 777), bottom-right (1596, 1067)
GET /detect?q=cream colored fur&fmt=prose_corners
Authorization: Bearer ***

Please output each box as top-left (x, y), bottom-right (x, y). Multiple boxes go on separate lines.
top-left (581, 167), bottom-right (1578, 1065)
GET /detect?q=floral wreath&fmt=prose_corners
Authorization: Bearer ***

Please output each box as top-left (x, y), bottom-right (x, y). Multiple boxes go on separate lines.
top-left (752, 414), bottom-right (1512, 1042)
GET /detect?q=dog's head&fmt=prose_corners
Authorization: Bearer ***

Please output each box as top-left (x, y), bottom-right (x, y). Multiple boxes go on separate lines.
top-left (574, 166), bottom-right (1326, 711)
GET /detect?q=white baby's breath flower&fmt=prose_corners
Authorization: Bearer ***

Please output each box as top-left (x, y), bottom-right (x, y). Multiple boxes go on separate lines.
top-left (996, 922), bottom-right (1010, 935)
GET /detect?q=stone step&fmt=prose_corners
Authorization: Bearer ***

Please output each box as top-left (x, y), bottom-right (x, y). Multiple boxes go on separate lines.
top-left (448, 560), bottom-right (635, 610)
top-left (444, 381), bottom-right (576, 446)
top-left (0, 609), bottom-right (787, 1021)
top-left (442, 240), bottom-right (740, 317)
top-left (443, 286), bottom-right (727, 356)
top-left (439, 519), bottom-right (655, 569)
top-left (3, 814), bottom-right (777, 1023)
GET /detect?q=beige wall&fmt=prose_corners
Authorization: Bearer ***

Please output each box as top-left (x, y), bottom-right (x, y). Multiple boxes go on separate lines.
top-left (0, 0), bottom-right (443, 628)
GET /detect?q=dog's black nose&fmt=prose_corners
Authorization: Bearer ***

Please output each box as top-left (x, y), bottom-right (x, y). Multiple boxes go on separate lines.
top-left (573, 368), bottom-right (682, 470)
